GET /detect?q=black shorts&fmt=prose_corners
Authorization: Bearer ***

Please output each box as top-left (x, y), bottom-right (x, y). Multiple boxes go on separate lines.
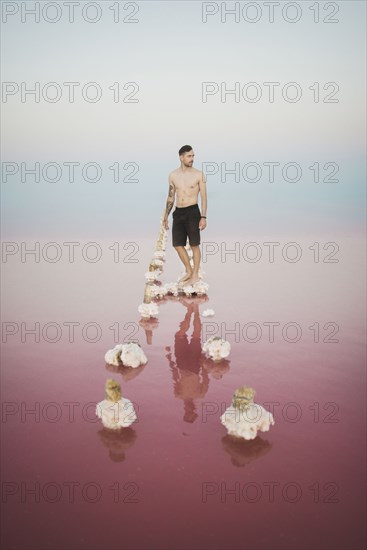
top-left (172, 204), bottom-right (201, 247)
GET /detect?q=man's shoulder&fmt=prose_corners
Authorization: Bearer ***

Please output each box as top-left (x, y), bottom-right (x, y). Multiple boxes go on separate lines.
top-left (193, 167), bottom-right (206, 181)
top-left (168, 168), bottom-right (180, 184)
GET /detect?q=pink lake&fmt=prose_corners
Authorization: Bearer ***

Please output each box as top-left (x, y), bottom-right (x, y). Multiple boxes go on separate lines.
top-left (1, 232), bottom-right (366, 550)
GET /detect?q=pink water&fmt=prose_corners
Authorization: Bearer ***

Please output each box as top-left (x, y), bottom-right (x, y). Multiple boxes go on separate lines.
top-left (1, 234), bottom-right (366, 550)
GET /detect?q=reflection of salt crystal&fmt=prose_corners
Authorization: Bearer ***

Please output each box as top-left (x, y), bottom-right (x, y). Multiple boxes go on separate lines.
top-left (96, 398), bottom-right (137, 429)
top-left (202, 336), bottom-right (230, 361)
top-left (138, 302), bottom-right (159, 319)
top-left (202, 308), bottom-right (215, 317)
top-left (220, 403), bottom-right (275, 440)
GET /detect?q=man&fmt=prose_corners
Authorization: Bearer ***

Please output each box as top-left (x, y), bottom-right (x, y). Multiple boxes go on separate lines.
top-left (163, 145), bottom-right (207, 286)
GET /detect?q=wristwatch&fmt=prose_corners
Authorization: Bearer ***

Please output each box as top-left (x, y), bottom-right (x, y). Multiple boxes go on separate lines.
top-left (201, 216), bottom-right (207, 218)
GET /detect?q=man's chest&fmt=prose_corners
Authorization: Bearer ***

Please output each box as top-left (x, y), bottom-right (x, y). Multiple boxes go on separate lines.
top-left (174, 177), bottom-right (199, 191)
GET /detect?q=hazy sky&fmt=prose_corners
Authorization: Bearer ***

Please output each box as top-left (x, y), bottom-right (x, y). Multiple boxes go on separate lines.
top-left (1, 0), bottom-right (366, 238)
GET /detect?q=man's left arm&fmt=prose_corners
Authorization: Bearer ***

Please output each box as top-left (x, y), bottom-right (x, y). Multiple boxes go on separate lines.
top-left (199, 172), bottom-right (207, 229)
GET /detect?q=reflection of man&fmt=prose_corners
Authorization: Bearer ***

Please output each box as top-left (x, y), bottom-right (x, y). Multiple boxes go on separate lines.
top-left (166, 298), bottom-right (209, 423)
top-left (163, 145), bottom-right (207, 287)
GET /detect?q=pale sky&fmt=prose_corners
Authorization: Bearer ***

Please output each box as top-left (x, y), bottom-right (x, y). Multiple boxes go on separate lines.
top-left (1, 0), bottom-right (366, 238)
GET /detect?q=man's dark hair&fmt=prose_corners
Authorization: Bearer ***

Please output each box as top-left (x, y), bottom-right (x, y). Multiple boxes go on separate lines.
top-left (178, 145), bottom-right (193, 156)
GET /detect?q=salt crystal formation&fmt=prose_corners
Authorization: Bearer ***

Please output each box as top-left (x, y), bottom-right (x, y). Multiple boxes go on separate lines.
top-left (202, 336), bottom-right (231, 361)
top-left (220, 386), bottom-right (275, 440)
top-left (105, 342), bottom-right (148, 368)
top-left (139, 214), bottom-right (210, 318)
top-left (181, 280), bottom-right (209, 297)
top-left (163, 282), bottom-right (180, 297)
top-left (96, 379), bottom-right (137, 430)
top-left (144, 269), bottom-right (162, 282)
top-left (202, 308), bottom-right (215, 317)
top-left (148, 284), bottom-right (168, 299)
top-left (138, 302), bottom-right (159, 319)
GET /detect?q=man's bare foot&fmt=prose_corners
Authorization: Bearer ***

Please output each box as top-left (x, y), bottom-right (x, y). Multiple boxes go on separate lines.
top-left (178, 272), bottom-right (192, 283)
top-left (185, 275), bottom-right (200, 286)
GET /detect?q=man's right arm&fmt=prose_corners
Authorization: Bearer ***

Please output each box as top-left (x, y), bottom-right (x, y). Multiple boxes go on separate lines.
top-left (164, 175), bottom-right (175, 220)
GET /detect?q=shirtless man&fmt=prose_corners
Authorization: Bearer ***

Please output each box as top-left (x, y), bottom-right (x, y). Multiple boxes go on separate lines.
top-left (163, 145), bottom-right (207, 286)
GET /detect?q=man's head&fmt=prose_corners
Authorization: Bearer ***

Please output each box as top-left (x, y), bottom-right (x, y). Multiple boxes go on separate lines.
top-left (179, 145), bottom-right (194, 167)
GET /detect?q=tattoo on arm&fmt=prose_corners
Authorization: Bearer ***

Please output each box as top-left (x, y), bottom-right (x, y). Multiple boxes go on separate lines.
top-left (168, 182), bottom-right (175, 199)
top-left (164, 182), bottom-right (175, 218)
top-left (165, 200), bottom-right (174, 218)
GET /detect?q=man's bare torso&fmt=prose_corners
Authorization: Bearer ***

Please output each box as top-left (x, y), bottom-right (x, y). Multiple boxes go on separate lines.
top-left (170, 167), bottom-right (201, 207)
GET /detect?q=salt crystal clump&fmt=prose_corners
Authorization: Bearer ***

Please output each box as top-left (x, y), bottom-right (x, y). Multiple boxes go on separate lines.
top-left (105, 342), bottom-right (148, 368)
top-left (150, 258), bottom-right (164, 269)
top-left (144, 269), bottom-right (162, 282)
top-left (104, 344), bottom-right (123, 367)
top-left (202, 308), bottom-right (215, 317)
top-left (164, 282), bottom-right (180, 296)
top-left (120, 342), bottom-right (148, 368)
top-left (182, 284), bottom-right (195, 295)
top-left (96, 379), bottom-right (137, 429)
top-left (220, 386), bottom-right (275, 440)
top-left (154, 250), bottom-right (165, 260)
top-left (181, 280), bottom-right (209, 296)
top-left (193, 280), bottom-right (209, 295)
top-left (138, 302), bottom-right (159, 319)
top-left (202, 336), bottom-right (230, 361)
top-left (148, 284), bottom-right (168, 299)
